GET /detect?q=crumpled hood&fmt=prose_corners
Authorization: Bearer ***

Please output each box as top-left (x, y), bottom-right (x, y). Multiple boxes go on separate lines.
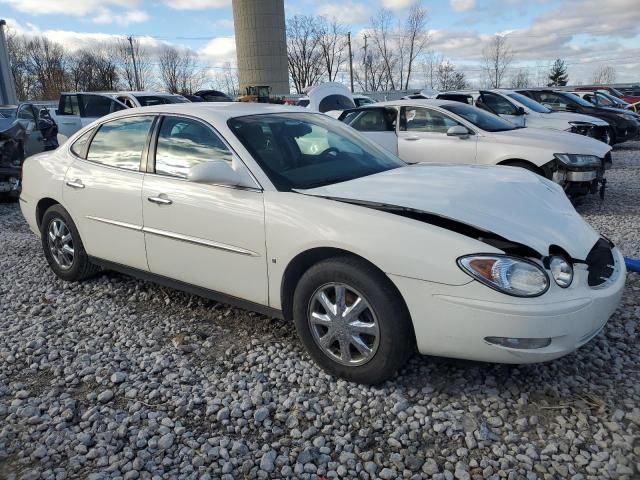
top-left (300, 164), bottom-right (600, 260)
top-left (547, 111), bottom-right (609, 126)
top-left (490, 127), bottom-right (611, 157)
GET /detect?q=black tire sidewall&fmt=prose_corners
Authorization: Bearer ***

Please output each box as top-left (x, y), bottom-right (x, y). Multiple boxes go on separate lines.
top-left (41, 205), bottom-right (92, 282)
top-left (292, 257), bottom-right (413, 384)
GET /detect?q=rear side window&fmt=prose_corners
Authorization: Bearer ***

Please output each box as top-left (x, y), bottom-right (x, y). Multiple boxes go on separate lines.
top-left (70, 129), bottom-right (95, 158)
top-left (80, 95), bottom-right (125, 118)
top-left (344, 109), bottom-right (396, 132)
top-left (87, 116), bottom-right (154, 171)
top-left (154, 116), bottom-right (233, 179)
top-left (60, 95), bottom-right (80, 116)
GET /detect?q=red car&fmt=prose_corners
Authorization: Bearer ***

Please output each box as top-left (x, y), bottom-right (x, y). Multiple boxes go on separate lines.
top-left (574, 85), bottom-right (640, 104)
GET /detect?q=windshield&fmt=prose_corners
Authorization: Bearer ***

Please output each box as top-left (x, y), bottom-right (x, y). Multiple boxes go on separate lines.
top-left (560, 92), bottom-right (594, 107)
top-left (441, 103), bottom-right (516, 132)
top-left (228, 113), bottom-right (405, 191)
top-left (598, 91), bottom-right (628, 106)
top-left (507, 92), bottom-right (550, 113)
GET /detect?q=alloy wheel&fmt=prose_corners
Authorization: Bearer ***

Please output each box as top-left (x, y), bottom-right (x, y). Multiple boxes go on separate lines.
top-left (307, 283), bottom-right (380, 366)
top-left (47, 218), bottom-right (74, 270)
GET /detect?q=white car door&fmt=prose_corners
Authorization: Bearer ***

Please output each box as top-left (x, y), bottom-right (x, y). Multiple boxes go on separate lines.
top-left (397, 106), bottom-right (477, 164)
top-left (477, 91), bottom-right (526, 127)
top-left (340, 107), bottom-right (398, 155)
top-left (142, 115), bottom-right (268, 305)
top-left (62, 115), bottom-right (155, 272)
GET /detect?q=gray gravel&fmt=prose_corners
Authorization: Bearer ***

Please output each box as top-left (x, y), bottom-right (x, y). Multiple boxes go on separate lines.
top-left (1, 142), bottom-right (639, 480)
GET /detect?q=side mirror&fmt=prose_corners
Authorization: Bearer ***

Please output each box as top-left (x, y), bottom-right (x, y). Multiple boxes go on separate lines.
top-left (446, 125), bottom-right (470, 139)
top-left (188, 160), bottom-right (243, 186)
top-left (515, 106), bottom-right (526, 116)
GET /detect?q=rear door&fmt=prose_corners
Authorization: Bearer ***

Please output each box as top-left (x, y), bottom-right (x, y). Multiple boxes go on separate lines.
top-left (56, 95), bottom-right (82, 137)
top-left (340, 107), bottom-right (398, 154)
top-left (397, 106), bottom-right (477, 164)
top-left (63, 115), bottom-right (155, 271)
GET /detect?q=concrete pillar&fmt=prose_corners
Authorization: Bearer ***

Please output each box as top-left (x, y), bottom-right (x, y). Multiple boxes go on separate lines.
top-left (232, 0), bottom-right (289, 96)
top-left (0, 20), bottom-right (18, 104)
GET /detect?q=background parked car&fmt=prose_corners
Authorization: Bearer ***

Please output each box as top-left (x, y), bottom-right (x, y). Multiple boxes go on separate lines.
top-left (436, 89), bottom-right (610, 143)
top-left (52, 93), bottom-right (127, 138)
top-left (0, 102), bottom-right (59, 199)
top-left (570, 90), bottom-right (632, 110)
top-left (574, 85), bottom-right (640, 104)
top-left (193, 89), bottom-right (234, 102)
top-left (338, 100), bottom-right (611, 197)
top-left (517, 89), bottom-right (640, 145)
top-left (109, 92), bottom-right (191, 108)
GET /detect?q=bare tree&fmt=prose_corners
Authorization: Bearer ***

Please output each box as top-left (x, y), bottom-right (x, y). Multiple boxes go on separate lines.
top-left (509, 69), bottom-right (530, 88)
top-left (592, 65), bottom-right (616, 85)
top-left (422, 51), bottom-right (443, 89)
top-left (317, 17), bottom-right (348, 83)
top-left (286, 15), bottom-right (324, 93)
top-left (158, 45), bottom-right (206, 94)
top-left (482, 35), bottom-right (513, 88)
top-left (6, 29), bottom-right (34, 100)
top-left (212, 62), bottom-right (240, 97)
top-left (67, 47), bottom-right (119, 92)
top-left (115, 37), bottom-right (152, 90)
top-left (369, 9), bottom-right (398, 90)
top-left (25, 36), bottom-right (69, 100)
top-left (436, 61), bottom-right (466, 91)
top-left (400, 1), bottom-right (429, 90)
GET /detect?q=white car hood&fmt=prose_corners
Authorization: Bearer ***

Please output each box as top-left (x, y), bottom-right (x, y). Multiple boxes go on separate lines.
top-left (547, 111), bottom-right (609, 126)
top-left (490, 127), bottom-right (611, 157)
top-left (300, 164), bottom-right (600, 260)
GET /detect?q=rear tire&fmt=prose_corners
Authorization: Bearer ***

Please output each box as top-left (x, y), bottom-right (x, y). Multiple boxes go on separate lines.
top-left (292, 256), bottom-right (414, 384)
top-left (41, 204), bottom-right (99, 282)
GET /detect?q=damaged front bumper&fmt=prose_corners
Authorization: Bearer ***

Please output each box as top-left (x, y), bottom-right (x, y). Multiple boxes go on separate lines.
top-left (544, 155), bottom-right (608, 198)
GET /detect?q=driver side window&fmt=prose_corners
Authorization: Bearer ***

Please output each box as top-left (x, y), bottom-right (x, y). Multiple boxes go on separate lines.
top-left (154, 116), bottom-right (233, 179)
top-left (401, 107), bottom-right (460, 133)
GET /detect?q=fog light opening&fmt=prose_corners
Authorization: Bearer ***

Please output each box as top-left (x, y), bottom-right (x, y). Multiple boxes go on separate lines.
top-left (484, 336), bottom-right (552, 349)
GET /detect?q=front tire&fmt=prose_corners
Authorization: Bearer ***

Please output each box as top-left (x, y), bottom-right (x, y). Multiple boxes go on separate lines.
top-left (292, 256), bottom-right (414, 384)
top-left (41, 204), bottom-right (99, 282)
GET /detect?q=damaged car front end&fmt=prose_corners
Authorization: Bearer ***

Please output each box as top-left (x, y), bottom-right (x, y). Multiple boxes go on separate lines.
top-left (0, 113), bottom-right (25, 198)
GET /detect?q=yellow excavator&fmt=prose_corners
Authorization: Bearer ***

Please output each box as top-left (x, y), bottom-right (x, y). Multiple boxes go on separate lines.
top-left (239, 85), bottom-right (271, 103)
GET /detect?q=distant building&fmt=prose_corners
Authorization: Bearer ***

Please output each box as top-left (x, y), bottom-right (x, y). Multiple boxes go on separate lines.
top-left (232, 0), bottom-right (289, 95)
top-left (0, 19), bottom-right (18, 104)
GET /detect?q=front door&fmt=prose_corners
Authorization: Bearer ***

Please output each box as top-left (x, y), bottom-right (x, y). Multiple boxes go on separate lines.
top-left (397, 106), bottom-right (477, 164)
top-left (17, 104), bottom-right (43, 157)
top-left (142, 115), bottom-right (268, 305)
top-left (63, 115), bottom-right (155, 271)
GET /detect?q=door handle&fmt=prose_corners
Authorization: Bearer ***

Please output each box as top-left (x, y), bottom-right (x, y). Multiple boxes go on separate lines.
top-left (148, 195), bottom-right (172, 205)
top-left (404, 136), bottom-right (420, 141)
top-left (65, 180), bottom-right (85, 189)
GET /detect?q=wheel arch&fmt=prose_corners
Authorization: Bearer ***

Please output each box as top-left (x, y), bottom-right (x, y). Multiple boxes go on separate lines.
top-left (35, 197), bottom-right (61, 231)
top-left (498, 158), bottom-right (546, 176)
top-left (280, 247), bottom-right (413, 329)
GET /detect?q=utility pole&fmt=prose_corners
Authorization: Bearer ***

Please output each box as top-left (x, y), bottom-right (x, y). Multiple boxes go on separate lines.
top-left (127, 35), bottom-right (140, 91)
top-left (347, 32), bottom-right (354, 93)
top-left (363, 34), bottom-right (368, 92)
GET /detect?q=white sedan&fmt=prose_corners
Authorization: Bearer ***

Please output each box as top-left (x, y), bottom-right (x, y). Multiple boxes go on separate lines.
top-left (338, 99), bottom-right (611, 198)
top-left (20, 104), bottom-right (625, 384)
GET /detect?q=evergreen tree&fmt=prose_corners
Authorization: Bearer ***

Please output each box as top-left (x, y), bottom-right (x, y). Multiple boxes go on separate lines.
top-left (548, 59), bottom-right (568, 86)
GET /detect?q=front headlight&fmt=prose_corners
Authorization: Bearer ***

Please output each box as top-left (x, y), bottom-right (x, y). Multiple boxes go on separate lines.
top-left (567, 122), bottom-right (593, 135)
top-left (549, 256), bottom-right (573, 288)
top-left (554, 153), bottom-right (601, 168)
top-left (458, 255), bottom-right (549, 297)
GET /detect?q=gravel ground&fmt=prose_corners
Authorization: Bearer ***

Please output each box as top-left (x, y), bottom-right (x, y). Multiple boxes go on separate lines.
top-left (0, 143), bottom-right (639, 480)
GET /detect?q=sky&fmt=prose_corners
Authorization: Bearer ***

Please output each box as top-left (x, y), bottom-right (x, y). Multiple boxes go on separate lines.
top-left (2, 0), bottom-right (640, 89)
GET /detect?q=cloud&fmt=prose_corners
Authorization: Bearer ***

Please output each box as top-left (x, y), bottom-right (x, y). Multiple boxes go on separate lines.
top-left (161, 0), bottom-right (231, 10)
top-left (199, 36), bottom-right (237, 66)
top-left (0, 0), bottom-right (148, 25)
top-left (380, 0), bottom-right (413, 10)
top-left (317, 2), bottom-right (370, 23)
top-left (449, 0), bottom-right (476, 12)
